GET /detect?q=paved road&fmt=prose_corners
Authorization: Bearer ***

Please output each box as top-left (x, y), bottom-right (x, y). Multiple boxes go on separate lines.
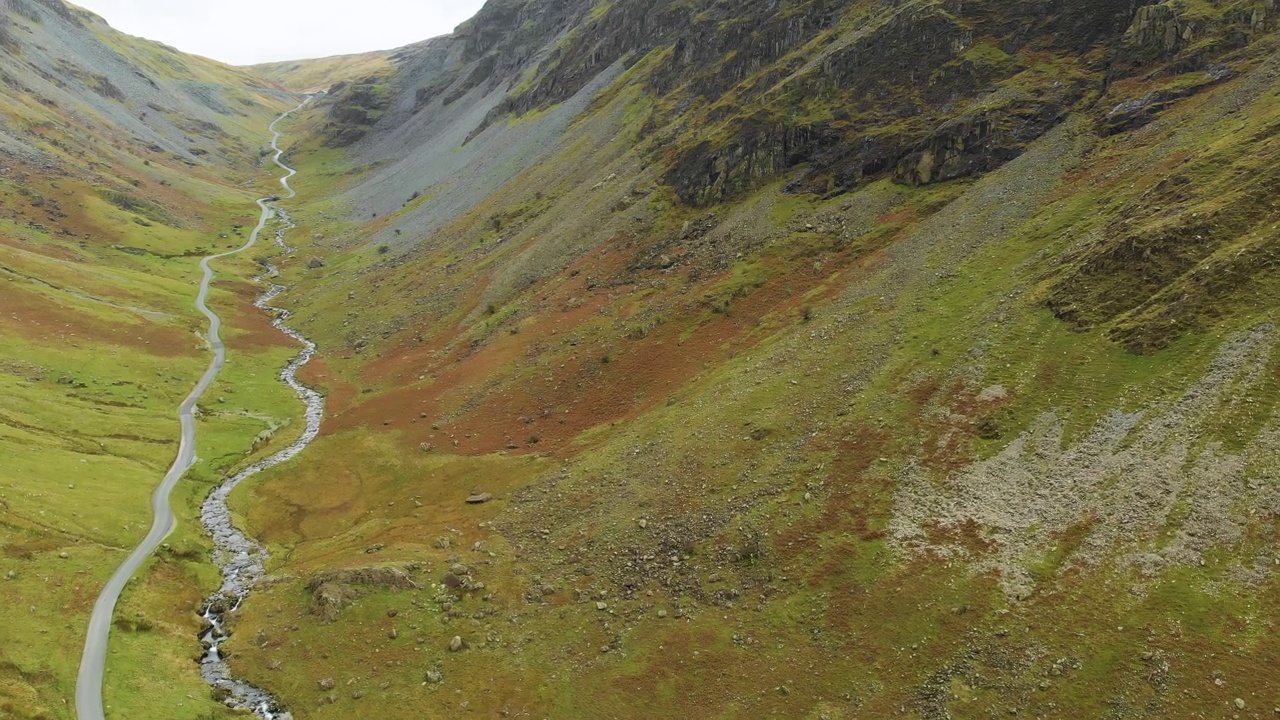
top-left (75, 99), bottom-right (309, 720)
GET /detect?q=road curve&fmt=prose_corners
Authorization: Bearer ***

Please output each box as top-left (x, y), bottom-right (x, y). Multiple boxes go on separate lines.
top-left (75, 98), bottom-right (311, 720)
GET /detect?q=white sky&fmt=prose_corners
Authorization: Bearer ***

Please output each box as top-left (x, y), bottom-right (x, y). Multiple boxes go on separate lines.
top-left (71, 0), bottom-right (488, 65)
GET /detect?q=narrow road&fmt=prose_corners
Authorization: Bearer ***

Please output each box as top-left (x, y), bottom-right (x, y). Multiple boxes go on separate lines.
top-left (76, 98), bottom-right (310, 720)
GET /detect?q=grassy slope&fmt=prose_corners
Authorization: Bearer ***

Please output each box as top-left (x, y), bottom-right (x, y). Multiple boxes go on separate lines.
top-left (210, 9), bottom-right (1280, 720)
top-left (0, 6), bottom-right (305, 719)
top-left (247, 51), bottom-right (397, 93)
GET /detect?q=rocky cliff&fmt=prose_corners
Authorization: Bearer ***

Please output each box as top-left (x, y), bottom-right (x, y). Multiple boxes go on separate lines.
top-left (317, 0), bottom-right (1280, 201)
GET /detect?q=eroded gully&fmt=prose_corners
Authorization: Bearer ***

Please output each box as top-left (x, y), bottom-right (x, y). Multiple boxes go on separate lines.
top-left (76, 98), bottom-right (321, 720)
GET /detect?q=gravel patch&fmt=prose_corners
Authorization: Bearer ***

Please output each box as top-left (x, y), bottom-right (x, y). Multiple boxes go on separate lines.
top-left (341, 60), bottom-right (626, 246)
top-left (890, 325), bottom-right (1280, 599)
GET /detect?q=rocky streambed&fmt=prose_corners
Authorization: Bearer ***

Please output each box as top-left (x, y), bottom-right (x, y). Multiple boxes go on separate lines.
top-left (196, 102), bottom-right (323, 719)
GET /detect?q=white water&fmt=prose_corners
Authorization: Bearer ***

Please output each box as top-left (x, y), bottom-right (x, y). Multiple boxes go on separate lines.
top-left (196, 100), bottom-right (325, 719)
top-left (75, 98), bottom-right (317, 720)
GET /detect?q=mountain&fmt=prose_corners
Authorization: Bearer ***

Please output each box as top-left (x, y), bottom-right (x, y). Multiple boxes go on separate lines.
top-left (7, 0), bottom-right (1280, 718)
top-left (213, 0), bottom-right (1280, 717)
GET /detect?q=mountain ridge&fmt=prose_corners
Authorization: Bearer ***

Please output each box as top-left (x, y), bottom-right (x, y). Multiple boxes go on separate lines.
top-left (204, 0), bottom-right (1280, 717)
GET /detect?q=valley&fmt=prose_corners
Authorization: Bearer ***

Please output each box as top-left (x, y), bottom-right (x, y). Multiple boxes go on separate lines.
top-left (0, 2), bottom-right (301, 717)
top-left (4, 0), bottom-right (1280, 718)
top-left (77, 99), bottom-right (316, 720)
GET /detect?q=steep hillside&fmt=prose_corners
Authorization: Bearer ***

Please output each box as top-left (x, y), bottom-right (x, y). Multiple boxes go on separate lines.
top-left (7, 0), bottom-right (1280, 718)
top-left (207, 0), bottom-right (1280, 717)
top-left (0, 1), bottom-right (301, 718)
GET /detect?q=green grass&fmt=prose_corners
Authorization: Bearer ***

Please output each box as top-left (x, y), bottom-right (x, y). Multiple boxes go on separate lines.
top-left (121, 13), bottom-right (1280, 719)
top-left (0, 22), bottom-right (295, 713)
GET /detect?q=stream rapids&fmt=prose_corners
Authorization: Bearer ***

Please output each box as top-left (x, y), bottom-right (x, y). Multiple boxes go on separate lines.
top-left (196, 103), bottom-right (323, 720)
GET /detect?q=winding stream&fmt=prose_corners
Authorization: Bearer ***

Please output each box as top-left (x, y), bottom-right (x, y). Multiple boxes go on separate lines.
top-left (197, 103), bottom-right (324, 719)
top-left (74, 98), bottom-right (319, 720)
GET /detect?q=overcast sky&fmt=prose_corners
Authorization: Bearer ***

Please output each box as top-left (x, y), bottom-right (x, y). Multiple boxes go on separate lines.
top-left (71, 0), bottom-right (488, 65)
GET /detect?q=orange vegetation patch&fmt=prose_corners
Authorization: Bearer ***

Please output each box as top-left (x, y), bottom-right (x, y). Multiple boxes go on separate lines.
top-left (0, 233), bottom-right (84, 264)
top-left (0, 280), bottom-right (195, 356)
top-left (777, 427), bottom-right (891, 560)
top-left (298, 357), bottom-right (358, 419)
top-left (327, 237), bottom-right (855, 458)
top-left (212, 278), bottom-right (294, 352)
top-left (877, 207), bottom-right (916, 225)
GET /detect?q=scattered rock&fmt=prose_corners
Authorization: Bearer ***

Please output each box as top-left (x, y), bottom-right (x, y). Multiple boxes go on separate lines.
top-left (307, 567), bottom-right (418, 621)
top-left (425, 670), bottom-right (444, 684)
top-left (387, 609), bottom-right (398, 618)
top-left (657, 610), bottom-right (667, 618)
top-left (365, 544), bottom-right (385, 554)
top-left (596, 601), bottom-right (608, 611)
top-left (449, 636), bottom-right (464, 652)
top-left (319, 678), bottom-right (336, 691)
top-left (465, 493), bottom-right (493, 505)
top-left (388, 628), bottom-right (398, 640)
top-left (58, 552), bottom-right (69, 559)
top-left (1236, 699), bottom-right (1246, 710)
top-left (638, 519), bottom-right (647, 529)
top-left (307, 257), bottom-right (326, 269)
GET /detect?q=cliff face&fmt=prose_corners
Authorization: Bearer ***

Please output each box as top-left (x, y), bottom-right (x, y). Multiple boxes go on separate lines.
top-left (311, 0), bottom-right (592, 148)
top-left (225, 1), bottom-right (1280, 718)
top-left (318, 0), bottom-right (1278, 207)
